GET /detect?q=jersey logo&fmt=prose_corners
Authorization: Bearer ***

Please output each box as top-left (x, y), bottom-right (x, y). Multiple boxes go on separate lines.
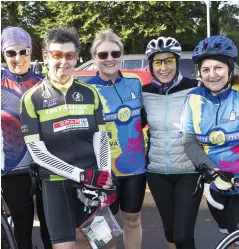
top-left (209, 130), bottom-right (226, 145)
top-left (72, 92), bottom-right (83, 102)
top-left (118, 106), bottom-right (131, 123)
top-left (110, 141), bottom-right (119, 146)
top-left (42, 90), bottom-right (51, 99)
top-left (43, 98), bottom-right (57, 108)
top-left (221, 110), bottom-right (239, 123)
top-left (230, 110), bottom-right (236, 121)
top-left (131, 92), bottom-right (136, 99)
top-left (53, 118), bottom-right (89, 132)
top-left (21, 125), bottom-right (28, 134)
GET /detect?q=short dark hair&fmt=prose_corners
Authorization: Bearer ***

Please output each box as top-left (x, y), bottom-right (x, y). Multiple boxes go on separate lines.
top-left (42, 28), bottom-right (81, 54)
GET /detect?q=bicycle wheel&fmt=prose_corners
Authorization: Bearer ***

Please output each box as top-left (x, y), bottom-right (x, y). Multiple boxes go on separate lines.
top-left (215, 230), bottom-right (239, 249)
top-left (1, 214), bottom-right (18, 249)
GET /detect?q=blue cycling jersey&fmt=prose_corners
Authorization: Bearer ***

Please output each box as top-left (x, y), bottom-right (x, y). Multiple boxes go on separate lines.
top-left (182, 84), bottom-right (239, 194)
top-left (87, 71), bottom-right (146, 177)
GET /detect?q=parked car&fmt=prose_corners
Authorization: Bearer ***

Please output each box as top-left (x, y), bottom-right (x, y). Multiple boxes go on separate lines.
top-left (76, 52), bottom-right (196, 79)
top-left (77, 54), bottom-right (149, 70)
top-left (73, 69), bottom-right (152, 85)
top-left (74, 53), bottom-right (239, 84)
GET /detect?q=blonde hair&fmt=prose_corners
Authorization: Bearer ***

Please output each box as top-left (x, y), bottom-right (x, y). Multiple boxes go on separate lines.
top-left (90, 29), bottom-right (124, 57)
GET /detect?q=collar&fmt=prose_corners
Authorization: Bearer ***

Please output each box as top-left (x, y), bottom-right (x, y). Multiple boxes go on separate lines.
top-left (94, 70), bottom-right (123, 86)
top-left (4, 68), bottom-right (33, 82)
top-left (205, 86), bottom-right (232, 103)
top-left (151, 71), bottom-right (183, 93)
top-left (50, 76), bottom-right (74, 92)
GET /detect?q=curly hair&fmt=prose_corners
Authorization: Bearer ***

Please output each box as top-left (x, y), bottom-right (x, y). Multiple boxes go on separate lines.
top-left (42, 27), bottom-right (81, 54)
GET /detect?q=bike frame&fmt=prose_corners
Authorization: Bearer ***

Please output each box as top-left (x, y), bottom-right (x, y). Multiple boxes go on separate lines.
top-left (1, 193), bottom-right (18, 249)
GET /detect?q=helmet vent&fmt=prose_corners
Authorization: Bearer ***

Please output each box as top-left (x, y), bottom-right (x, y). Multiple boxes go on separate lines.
top-left (166, 39), bottom-right (172, 46)
top-left (203, 41), bottom-right (208, 50)
top-left (151, 41), bottom-right (156, 48)
top-left (158, 39), bottom-right (163, 48)
top-left (214, 43), bottom-right (222, 49)
top-left (226, 46), bottom-right (233, 51)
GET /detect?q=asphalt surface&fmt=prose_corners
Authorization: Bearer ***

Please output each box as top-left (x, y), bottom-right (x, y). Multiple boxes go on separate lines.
top-left (32, 191), bottom-right (225, 249)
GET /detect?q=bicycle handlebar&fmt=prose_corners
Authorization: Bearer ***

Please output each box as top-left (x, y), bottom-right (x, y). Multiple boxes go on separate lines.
top-left (204, 183), bottom-right (224, 210)
top-left (194, 164), bottom-right (236, 210)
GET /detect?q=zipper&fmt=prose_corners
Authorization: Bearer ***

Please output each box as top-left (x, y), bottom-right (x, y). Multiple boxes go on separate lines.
top-left (17, 76), bottom-right (24, 94)
top-left (60, 87), bottom-right (79, 162)
top-left (215, 95), bottom-right (221, 125)
top-left (164, 92), bottom-right (171, 174)
top-left (113, 84), bottom-right (124, 104)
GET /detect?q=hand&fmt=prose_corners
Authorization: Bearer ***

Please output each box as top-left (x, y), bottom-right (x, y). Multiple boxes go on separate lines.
top-left (75, 182), bottom-right (116, 206)
top-left (197, 164), bottom-right (234, 185)
top-left (80, 169), bottom-right (112, 189)
top-left (213, 171), bottom-right (234, 191)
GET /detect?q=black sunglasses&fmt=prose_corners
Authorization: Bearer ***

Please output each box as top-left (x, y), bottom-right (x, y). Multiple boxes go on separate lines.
top-left (4, 49), bottom-right (30, 58)
top-left (97, 51), bottom-right (121, 60)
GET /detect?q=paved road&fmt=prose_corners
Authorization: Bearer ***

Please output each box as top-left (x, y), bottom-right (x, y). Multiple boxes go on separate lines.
top-left (33, 191), bottom-right (225, 249)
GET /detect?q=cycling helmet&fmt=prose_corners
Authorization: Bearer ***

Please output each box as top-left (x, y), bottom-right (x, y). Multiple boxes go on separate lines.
top-left (192, 36), bottom-right (238, 64)
top-left (145, 36), bottom-right (182, 59)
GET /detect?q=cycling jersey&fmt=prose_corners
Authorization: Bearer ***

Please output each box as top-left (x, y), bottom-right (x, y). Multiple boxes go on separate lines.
top-left (87, 71), bottom-right (146, 177)
top-left (181, 83), bottom-right (239, 194)
top-left (1, 68), bottom-right (42, 172)
top-left (20, 77), bottom-right (111, 182)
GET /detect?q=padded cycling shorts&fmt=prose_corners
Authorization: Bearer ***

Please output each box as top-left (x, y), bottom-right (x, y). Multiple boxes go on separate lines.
top-left (110, 173), bottom-right (146, 214)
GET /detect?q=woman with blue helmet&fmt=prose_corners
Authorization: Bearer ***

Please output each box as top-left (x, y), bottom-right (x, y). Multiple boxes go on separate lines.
top-left (142, 37), bottom-right (202, 249)
top-left (181, 36), bottom-right (239, 242)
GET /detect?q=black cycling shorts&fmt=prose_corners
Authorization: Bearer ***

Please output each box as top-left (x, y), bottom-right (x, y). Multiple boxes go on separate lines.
top-left (110, 173), bottom-right (146, 214)
top-left (42, 179), bottom-right (97, 244)
top-left (207, 190), bottom-right (239, 233)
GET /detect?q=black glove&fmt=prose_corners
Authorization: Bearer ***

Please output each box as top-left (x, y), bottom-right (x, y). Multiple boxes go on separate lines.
top-left (80, 169), bottom-right (110, 189)
top-left (212, 171), bottom-right (234, 191)
top-left (198, 164), bottom-right (235, 190)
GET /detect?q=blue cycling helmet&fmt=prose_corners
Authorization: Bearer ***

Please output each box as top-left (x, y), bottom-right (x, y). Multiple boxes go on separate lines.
top-left (192, 36), bottom-right (238, 64)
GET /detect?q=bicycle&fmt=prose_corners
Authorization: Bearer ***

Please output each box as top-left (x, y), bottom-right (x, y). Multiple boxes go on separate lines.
top-left (215, 230), bottom-right (239, 249)
top-left (1, 192), bottom-right (18, 249)
top-left (194, 164), bottom-right (239, 249)
top-left (1, 168), bottom-right (40, 249)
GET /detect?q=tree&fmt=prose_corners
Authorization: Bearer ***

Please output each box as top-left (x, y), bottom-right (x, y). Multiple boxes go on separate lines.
top-left (1, 1), bottom-right (239, 61)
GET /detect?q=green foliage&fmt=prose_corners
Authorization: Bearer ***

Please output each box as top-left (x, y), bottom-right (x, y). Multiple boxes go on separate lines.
top-left (1, 1), bottom-right (239, 61)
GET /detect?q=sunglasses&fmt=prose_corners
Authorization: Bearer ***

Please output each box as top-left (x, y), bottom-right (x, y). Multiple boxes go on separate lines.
top-left (4, 49), bottom-right (31, 58)
top-left (97, 51), bottom-right (122, 60)
top-left (152, 57), bottom-right (176, 67)
top-left (48, 50), bottom-right (78, 60)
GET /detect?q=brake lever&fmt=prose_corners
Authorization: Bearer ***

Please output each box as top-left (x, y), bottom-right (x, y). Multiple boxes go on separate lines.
top-left (192, 174), bottom-right (203, 196)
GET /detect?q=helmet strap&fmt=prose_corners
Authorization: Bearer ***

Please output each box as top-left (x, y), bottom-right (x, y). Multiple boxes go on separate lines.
top-left (199, 74), bottom-right (232, 95)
